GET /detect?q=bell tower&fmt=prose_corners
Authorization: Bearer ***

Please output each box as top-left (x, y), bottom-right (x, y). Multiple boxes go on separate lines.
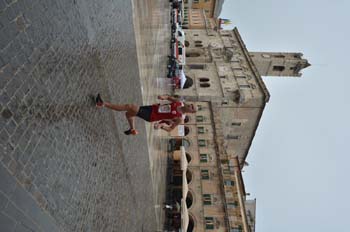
top-left (249, 52), bottom-right (311, 77)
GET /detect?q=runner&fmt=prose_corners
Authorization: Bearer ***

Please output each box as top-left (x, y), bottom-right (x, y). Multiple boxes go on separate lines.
top-left (95, 94), bottom-right (196, 135)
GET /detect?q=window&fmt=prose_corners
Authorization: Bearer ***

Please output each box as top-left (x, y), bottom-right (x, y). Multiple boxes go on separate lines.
top-left (199, 78), bottom-right (209, 82)
top-left (274, 55), bottom-right (285, 58)
top-left (188, 64), bottom-right (205, 69)
top-left (198, 139), bottom-right (206, 147)
top-left (203, 194), bottom-right (212, 205)
top-left (198, 127), bottom-right (205, 134)
top-left (227, 135), bottom-right (240, 140)
top-left (239, 84), bottom-right (250, 89)
top-left (222, 168), bottom-right (230, 175)
top-left (227, 201), bottom-right (238, 209)
top-left (201, 170), bottom-right (210, 179)
top-left (236, 75), bottom-right (246, 79)
top-left (200, 153), bottom-right (208, 163)
top-left (224, 180), bottom-right (234, 186)
top-left (197, 105), bottom-right (203, 111)
top-left (186, 53), bottom-right (200, 58)
top-left (231, 122), bottom-right (241, 126)
top-left (200, 83), bottom-right (210, 88)
top-left (193, 0), bottom-right (199, 3)
top-left (230, 226), bottom-right (243, 232)
top-left (273, 65), bottom-right (285, 71)
top-left (196, 115), bottom-right (204, 122)
top-left (205, 217), bottom-right (215, 229)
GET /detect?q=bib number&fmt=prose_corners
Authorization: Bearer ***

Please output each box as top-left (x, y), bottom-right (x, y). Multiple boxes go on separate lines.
top-left (158, 104), bottom-right (171, 113)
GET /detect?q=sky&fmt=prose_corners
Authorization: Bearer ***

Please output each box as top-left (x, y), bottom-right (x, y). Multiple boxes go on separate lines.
top-left (220, 0), bottom-right (350, 231)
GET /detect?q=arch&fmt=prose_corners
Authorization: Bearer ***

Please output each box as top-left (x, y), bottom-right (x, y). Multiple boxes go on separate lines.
top-left (188, 215), bottom-right (195, 232)
top-left (184, 115), bottom-right (190, 123)
top-left (186, 153), bottom-right (192, 163)
top-left (169, 138), bottom-right (191, 151)
top-left (184, 126), bottom-right (190, 136)
top-left (200, 83), bottom-right (210, 88)
top-left (186, 170), bottom-right (192, 184)
top-left (183, 76), bottom-right (193, 89)
top-left (182, 139), bottom-right (191, 149)
top-left (186, 191), bottom-right (193, 208)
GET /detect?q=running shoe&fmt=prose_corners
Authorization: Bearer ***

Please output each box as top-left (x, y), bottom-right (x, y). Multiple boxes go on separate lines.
top-left (95, 93), bottom-right (104, 107)
top-left (124, 129), bottom-right (139, 135)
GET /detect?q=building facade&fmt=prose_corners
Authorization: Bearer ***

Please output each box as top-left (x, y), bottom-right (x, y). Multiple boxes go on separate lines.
top-left (183, 0), bottom-right (224, 29)
top-left (168, 25), bottom-right (309, 231)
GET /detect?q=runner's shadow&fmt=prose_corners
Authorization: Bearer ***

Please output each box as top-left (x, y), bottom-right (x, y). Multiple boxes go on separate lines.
top-left (88, 94), bottom-right (96, 107)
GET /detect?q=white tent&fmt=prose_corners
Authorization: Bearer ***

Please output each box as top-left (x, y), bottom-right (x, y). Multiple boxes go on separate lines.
top-left (180, 69), bottom-right (187, 89)
top-left (182, 170), bottom-right (188, 199)
top-left (180, 146), bottom-right (187, 171)
top-left (181, 198), bottom-right (189, 232)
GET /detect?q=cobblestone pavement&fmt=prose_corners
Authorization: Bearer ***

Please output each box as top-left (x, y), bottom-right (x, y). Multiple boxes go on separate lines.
top-left (0, 0), bottom-right (170, 231)
top-left (132, 0), bottom-right (173, 230)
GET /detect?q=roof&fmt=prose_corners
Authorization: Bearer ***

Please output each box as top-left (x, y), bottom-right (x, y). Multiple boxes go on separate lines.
top-left (232, 27), bottom-right (270, 102)
top-left (213, 0), bottom-right (225, 18)
top-left (231, 27), bottom-right (270, 168)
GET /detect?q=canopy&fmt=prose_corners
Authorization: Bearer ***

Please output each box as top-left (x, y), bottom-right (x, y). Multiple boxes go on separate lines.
top-left (180, 146), bottom-right (187, 171)
top-left (180, 69), bottom-right (187, 89)
top-left (182, 170), bottom-right (188, 199)
top-left (181, 199), bottom-right (189, 232)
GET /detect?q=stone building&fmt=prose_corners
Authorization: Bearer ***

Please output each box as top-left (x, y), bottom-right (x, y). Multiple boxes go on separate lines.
top-left (168, 25), bottom-right (310, 231)
top-left (182, 0), bottom-right (224, 29)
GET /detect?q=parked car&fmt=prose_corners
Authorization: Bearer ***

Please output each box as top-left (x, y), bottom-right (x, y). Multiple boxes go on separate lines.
top-left (170, 8), bottom-right (179, 33)
top-left (171, 26), bottom-right (185, 65)
top-left (167, 58), bottom-right (181, 78)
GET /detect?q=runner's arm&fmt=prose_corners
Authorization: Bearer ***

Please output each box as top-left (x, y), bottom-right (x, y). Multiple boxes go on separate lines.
top-left (160, 118), bottom-right (181, 132)
top-left (157, 94), bottom-right (179, 102)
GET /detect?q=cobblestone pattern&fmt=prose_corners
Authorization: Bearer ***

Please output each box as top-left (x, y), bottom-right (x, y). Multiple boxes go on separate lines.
top-left (0, 0), bottom-right (159, 231)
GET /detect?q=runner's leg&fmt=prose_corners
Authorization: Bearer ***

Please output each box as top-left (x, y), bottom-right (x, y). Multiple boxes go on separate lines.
top-left (104, 102), bottom-right (140, 132)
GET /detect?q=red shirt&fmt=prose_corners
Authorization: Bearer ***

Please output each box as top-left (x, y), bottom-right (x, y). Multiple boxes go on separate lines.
top-left (150, 102), bottom-right (183, 122)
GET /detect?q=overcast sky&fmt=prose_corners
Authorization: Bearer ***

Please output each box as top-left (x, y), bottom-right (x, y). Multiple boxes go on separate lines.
top-left (220, 0), bottom-right (350, 231)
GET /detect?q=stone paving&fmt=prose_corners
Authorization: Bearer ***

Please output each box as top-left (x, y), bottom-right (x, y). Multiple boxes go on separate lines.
top-left (0, 0), bottom-right (171, 231)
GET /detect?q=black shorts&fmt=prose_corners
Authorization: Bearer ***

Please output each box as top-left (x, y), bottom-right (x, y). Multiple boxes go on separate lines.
top-left (136, 106), bottom-right (152, 122)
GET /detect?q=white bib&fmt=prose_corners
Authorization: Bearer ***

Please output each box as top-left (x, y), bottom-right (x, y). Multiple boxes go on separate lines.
top-left (158, 104), bottom-right (171, 113)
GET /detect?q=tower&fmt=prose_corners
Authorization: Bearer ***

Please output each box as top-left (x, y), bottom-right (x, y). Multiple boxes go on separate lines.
top-left (249, 52), bottom-right (311, 77)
